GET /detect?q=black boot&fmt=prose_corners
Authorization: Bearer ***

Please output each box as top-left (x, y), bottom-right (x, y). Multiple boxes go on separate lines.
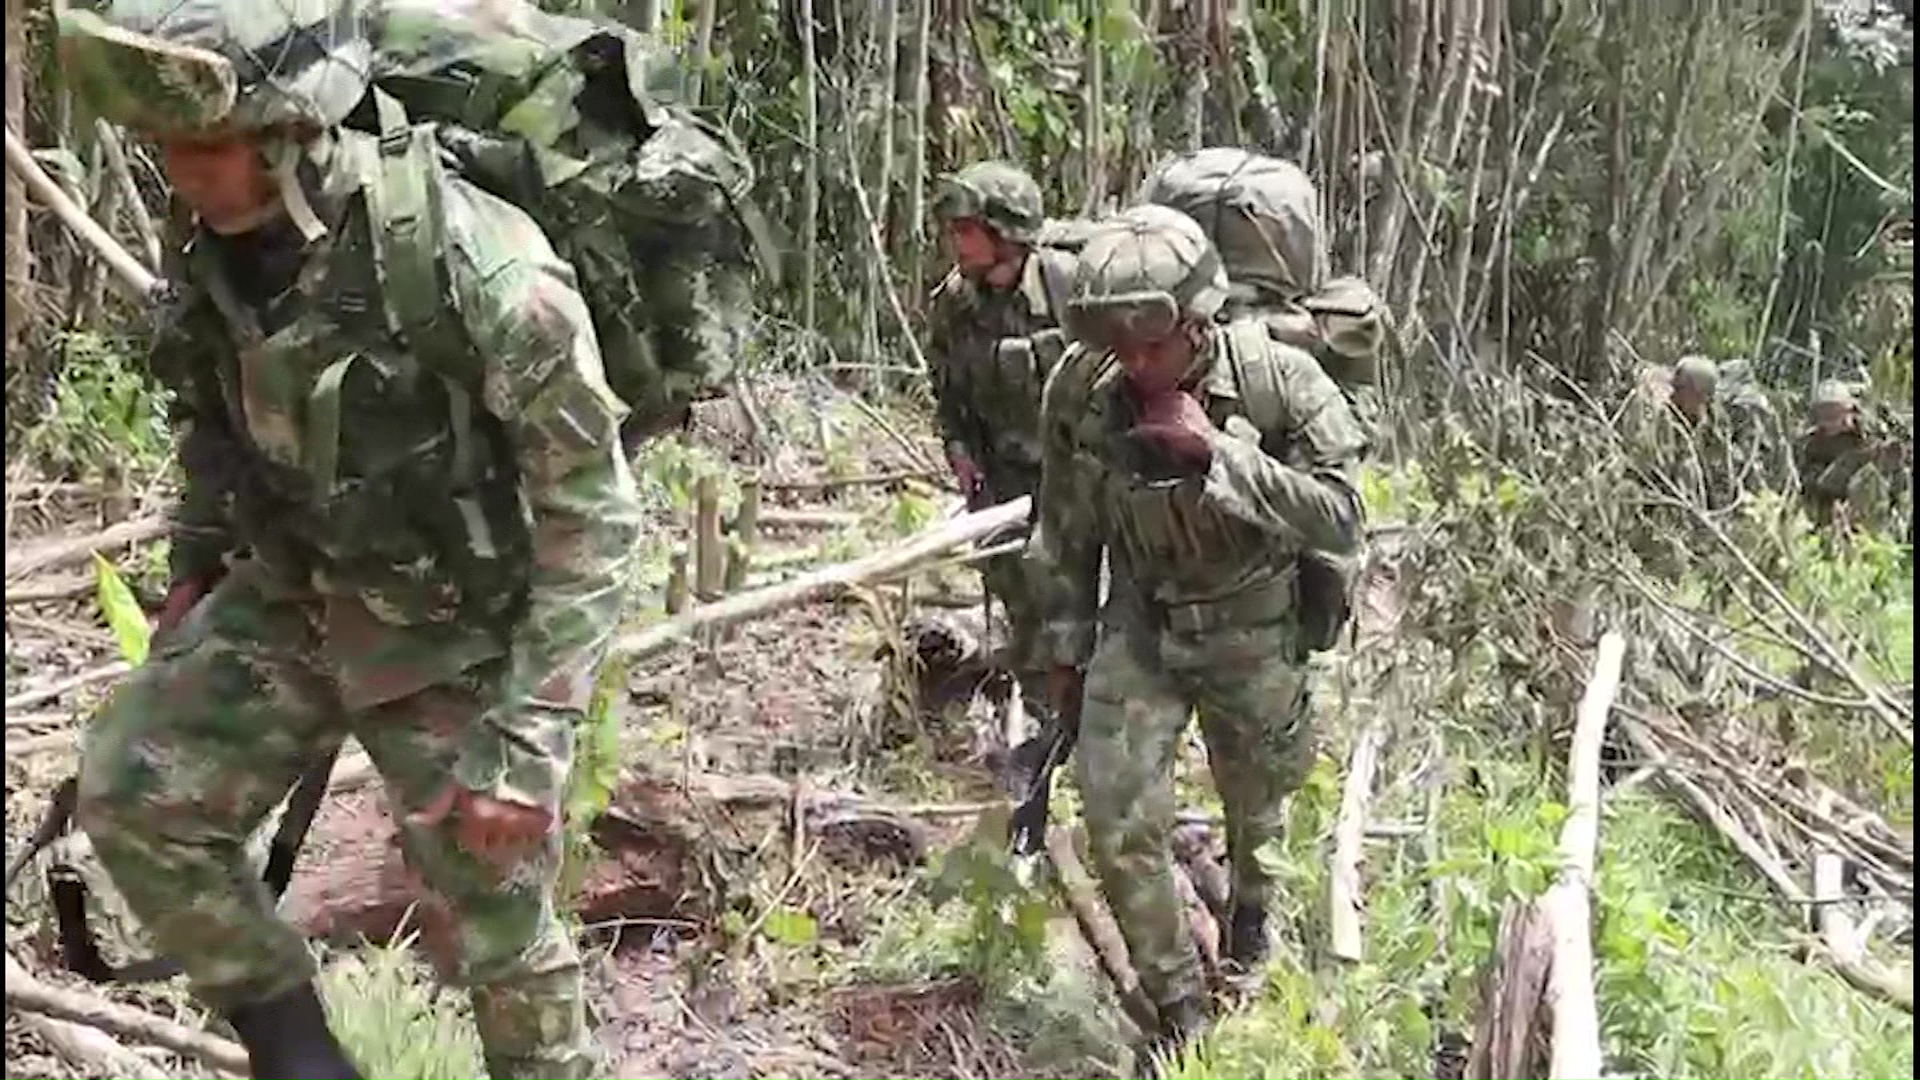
top-left (1223, 901), bottom-right (1271, 970)
top-left (1137, 994), bottom-right (1211, 1078)
top-left (225, 982), bottom-right (364, 1079)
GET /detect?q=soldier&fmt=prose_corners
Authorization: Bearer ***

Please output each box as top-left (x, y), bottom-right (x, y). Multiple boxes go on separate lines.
top-left (926, 161), bottom-right (1078, 725)
top-left (59, 4), bottom-right (643, 1077)
top-left (1032, 206), bottom-right (1367, 1064)
top-left (1797, 380), bottom-right (1900, 533)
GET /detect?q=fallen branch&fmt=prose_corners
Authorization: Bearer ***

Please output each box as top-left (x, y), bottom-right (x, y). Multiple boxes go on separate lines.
top-left (6, 517), bottom-right (168, 581)
top-left (5, 574), bottom-right (95, 605)
top-left (766, 469), bottom-right (941, 492)
top-left (1808, 852), bottom-right (1912, 1012)
top-left (4, 954), bottom-right (248, 1076)
top-left (1330, 716), bottom-right (1389, 962)
top-left (759, 507), bottom-right (866, 530)
top-left (4, 126), bottom-right (164, 301)
top-left (6, 660), bottom-right (132, 715)
top-left (613, 496), bottom-right (1030, 660)
top-left (1544, 630), bottom-right (1625, 1080)
top-left (1042, 825), bottom-right (1160, 1036)
top-left (23, 1012), bottom-right (175, 1080)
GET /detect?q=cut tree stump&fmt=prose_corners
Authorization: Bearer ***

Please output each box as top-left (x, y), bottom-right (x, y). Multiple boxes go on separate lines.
top-left (1466, 901), bottom-right (1555, 1080)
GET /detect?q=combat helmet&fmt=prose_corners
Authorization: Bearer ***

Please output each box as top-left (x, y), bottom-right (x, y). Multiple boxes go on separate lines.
top-left (59, 0), bottom-right (374, 137)
top-left (1812, 379), bottom-right (1858, 410)
top-left (934, 161), bottom-right (1046, 244)
top-left (1672, 354), bottom-right (1720, 397)
top-left (1063, 204), bottom-right (1229, 350)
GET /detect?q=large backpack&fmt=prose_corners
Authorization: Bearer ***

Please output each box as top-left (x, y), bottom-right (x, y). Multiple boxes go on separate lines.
top-left (356, 0), bottom-right (777, 439)
top-left (1137, 148), bottom-right (1385, 397)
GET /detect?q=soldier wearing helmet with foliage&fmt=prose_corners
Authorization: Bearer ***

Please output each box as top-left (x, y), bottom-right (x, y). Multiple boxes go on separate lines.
top-left (58, 2), bottom-right (642, 1076)
top-left (926, 160), bottom-right (1080, 726)
top-left (1796, 378), bottom-right (1902, 534)
top-left (1030, 205), bottom-right (1367, 1066)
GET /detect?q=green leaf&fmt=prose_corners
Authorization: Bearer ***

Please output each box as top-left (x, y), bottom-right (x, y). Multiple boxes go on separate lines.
top-left (761, 906), bottom-right (819, 947)
top-left (93, 554), bottom-right (150, 667)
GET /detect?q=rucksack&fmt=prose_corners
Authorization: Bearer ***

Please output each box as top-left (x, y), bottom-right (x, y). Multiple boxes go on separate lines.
top-left (1137, 148), bottom-right (1386, 397)
top-left (356, 0), bottom-right (777, 439)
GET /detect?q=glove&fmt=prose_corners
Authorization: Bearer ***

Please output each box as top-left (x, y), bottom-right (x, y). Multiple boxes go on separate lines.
top-left (1127, 391), bottom-right (1216, 474)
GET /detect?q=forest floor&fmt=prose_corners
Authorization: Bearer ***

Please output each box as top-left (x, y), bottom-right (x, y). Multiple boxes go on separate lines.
top-left (4, 373), bottom-right (1913, 1080)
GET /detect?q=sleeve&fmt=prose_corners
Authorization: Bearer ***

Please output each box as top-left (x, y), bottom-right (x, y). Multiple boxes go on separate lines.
top-left (148, 301), bottom-right (241, 584)
top-left (1030, 353), bottom-right (1106, 669)
top-left (1196, 352), bottom-right (1366, 555)
top-left (443, 186), bottom-right (646, 811)
top-left (924, 275), bottom-right (983, 461)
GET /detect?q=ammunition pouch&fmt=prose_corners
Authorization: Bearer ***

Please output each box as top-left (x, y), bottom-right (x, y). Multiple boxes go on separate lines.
top-left (1296, 551), bottom-right (1353, 652)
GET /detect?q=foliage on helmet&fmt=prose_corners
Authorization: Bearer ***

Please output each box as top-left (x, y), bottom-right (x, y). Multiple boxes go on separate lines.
top-left (934, 161), bottom-right (1045, 243)
top-left (1136, 147), bottom-right (1325, 303)
top-left (59, 0), bottom-right (374, 136)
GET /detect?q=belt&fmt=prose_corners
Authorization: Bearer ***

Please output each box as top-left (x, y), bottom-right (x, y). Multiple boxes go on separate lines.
top-left (1156, 567), bottom-right (1297, 636)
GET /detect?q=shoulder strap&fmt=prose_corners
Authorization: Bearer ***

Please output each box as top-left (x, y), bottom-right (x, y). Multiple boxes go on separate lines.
top-left (1223, 321), bottom-right (1288, 457)
top-left (1035, 247), bottom-right (1076, 324)
top-left (344, 91), bottom-right (480, 490)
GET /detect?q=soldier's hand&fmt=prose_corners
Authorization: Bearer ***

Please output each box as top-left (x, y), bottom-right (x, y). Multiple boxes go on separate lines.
top-left (410, 784), bottom-right (556, 870)
top-left (949, 450), bottom-right (983, 500)
top-left (1045, 665), bottom-right (1085, 719)
top-left (1128, 391), bottom-right (1216, 472)
top-left (154, 572), bottom-right (220, 636)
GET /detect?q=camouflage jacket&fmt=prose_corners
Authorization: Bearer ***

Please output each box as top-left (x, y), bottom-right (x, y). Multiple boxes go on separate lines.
top-left (1031, 320), bottom-right (1367, 668)
top-left (156, 126), bottom-right (643, 809)
top-left (924, 247), bottom-right (1077, 496)
top-left (1796, 419), bottom-right (1892, 516)
top-left (1622, 372), bottom-right (1784, 509)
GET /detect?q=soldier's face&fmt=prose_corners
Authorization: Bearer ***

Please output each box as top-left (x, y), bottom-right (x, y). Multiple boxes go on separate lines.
top-left (1813, 403), bottom-right (1855, 435)
top-left (945, 218), bottom-right (1001, 277)
top-left (1671, 383), bottom-right (1706, 420)
top-left (1116, 326), bottom-right (1200, 399)
top-left (158, 133), bottom-right (282, 235)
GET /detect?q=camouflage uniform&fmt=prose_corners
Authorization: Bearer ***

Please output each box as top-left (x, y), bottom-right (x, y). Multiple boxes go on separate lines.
top-left (927, 162), bottom-right (1078, 713)
top-left (61, 4), bottom-right (641, 1077)
top-left (1033, 208), bottom-right (1367, 1025)
top-left (1796, 380), bottom-right (1893, 529)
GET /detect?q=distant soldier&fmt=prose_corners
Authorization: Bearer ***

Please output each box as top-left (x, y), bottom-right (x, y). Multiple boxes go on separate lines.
top-left (925, 161), bottom-right (1079, 726)
top-left (1796, 380), bottom-right (1901, 534)
top-left (1032, 206), bottom-right (1367, 1067)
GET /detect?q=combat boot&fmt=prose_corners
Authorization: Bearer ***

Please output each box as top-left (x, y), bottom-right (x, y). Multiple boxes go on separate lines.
top-left (1137, 993), bottom-right (1211, 1078)
top-left (1222, 900), bottom-right (1271, 970)
top-left (224, 982), bottom-right (364, 1079)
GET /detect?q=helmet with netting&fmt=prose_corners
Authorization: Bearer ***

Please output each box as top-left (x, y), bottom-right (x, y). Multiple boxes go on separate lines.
top-left (1135, 147), bottom-right (1324, 303)
top-left (1812, 379), bottom-right (1858, 410)
top-left (1673, 354), bottom-right (1720, 396)
top-left (59, 0), bottom-right (374, 137)
top-left (933, 161), bottom-right (1045, 244)
top-left (1063, 204), bottom-right (1229, 349)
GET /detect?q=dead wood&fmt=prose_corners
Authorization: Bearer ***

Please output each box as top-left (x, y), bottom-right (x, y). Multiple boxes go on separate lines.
top-left (1042, 825), bottom-right (1160, 1036)
top-left (1170, 823), bottom-right (1231, 924)
top-left (1330, 716), bottom-right (1389, 962)
top-left (1466, 900), bottom-right (1555, 1079)
top-left (4, 127), bottom-right (162, 301)
top-left (6, 660), bottom-right (132, 714)
top-left (5, 573), bottom-right (93, 605)
top-left (612, 496), bottom-right (1030, 660)
top-left (5, 516), bottom-right (168, 581)
top-left (3, 953), bottom-right (247, 1076)
top-left (23, 1012), bottom-right (174, 1080)
top-left (1171, 861), bottom-right (1222, 979)
top-left (1544, 630), bottom-right (1625, 1080)
top-left (759, 507), bottom-right (865, 530)
top-left (765, 469), bottom-right (940, 492)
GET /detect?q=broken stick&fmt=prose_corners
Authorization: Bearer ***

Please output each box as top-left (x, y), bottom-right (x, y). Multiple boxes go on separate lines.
top-left (1330, 716), bottom-right (1388, 962)
top-left (1544, 630), bottom-right (1626, 1080)
top-left (4, 954), bottom-right (248, 1076)
top-left (1043, 825), bottom-right (1160, 1036)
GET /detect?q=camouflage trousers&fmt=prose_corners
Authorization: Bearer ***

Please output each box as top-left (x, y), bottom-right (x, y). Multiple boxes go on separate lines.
top-left (75, 562), bottom-right (599, 1079)
top-left (1073, 609), bottom-right (1315, 1010)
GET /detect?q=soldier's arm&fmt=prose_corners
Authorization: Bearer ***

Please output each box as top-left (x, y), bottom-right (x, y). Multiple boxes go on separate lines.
top-left (925, 275), bottom-right (985, 461)
top-left (147, 300), bottom-right (240, 584)
top-left (1199, 351), bottom-right (1366, 554)
top-left (444, 185), bottom-right (645, 811)
top-left (1031, 352), bottom-right (1106, 669)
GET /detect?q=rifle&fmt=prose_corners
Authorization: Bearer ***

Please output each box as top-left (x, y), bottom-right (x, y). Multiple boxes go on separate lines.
top-left (1006, 674), bottom-right (1083, 857)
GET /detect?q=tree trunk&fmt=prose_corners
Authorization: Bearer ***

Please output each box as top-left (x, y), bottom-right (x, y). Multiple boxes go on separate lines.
top-left (6, 0), bottom-right (31, 375)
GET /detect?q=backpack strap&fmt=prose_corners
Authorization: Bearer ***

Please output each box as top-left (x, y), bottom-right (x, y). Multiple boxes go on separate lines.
top-left (340, 90), bottom-right (480, 492)
top-left (1034, 246), bottom-right (1077, 325)
top-left (1222, 320), bottom-right (1288, 458)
